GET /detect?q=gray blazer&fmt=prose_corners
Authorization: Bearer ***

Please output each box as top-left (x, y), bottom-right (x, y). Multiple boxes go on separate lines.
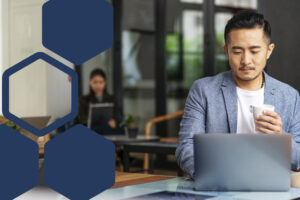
top-left (175, 70), bottom-right (300, 178)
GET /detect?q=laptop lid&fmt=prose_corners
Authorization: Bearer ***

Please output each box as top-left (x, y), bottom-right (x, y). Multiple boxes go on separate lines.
top-left (194, 134), bottom-right (291, 191)
top-left (87, 103), bottom-right (114, 129)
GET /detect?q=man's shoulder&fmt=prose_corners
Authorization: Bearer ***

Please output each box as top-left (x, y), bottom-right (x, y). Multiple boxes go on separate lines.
top-left (191, 71), bottom-right (230, 92)
top-left (266, 73), bottom-right (299, 96)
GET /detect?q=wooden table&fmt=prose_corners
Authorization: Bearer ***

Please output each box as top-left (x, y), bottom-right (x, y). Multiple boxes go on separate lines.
top-left (160, 137), bottom-right (179, 144)
top-left (38, 135), bottom-right (160, 158)
top-left (113, 171), bottom-right (174, 188)
top-left (105, 135), bottom-right (160, 146)
top-left (39, 147), bottom-right (44, 154)
top-left (122, 141), bottom-right (182, 176)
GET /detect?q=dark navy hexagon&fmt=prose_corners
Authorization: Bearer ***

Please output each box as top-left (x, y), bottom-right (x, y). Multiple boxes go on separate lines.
top-left (2, 52), bottom-right (78, 137)
top-left (44, 124), bottom-right (115, 200)
top-left (42, 0), bottom-right (114, 65)
top-left (0, 125), bottom-right (39, 199)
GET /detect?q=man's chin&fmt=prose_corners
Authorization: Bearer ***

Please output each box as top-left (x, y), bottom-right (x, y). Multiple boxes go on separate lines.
top-left (236, 73), bottom-right (258, 82)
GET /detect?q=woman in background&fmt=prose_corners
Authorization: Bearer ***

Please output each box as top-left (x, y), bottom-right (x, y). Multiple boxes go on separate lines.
top-left (78, 69), bottom-right (119, 134)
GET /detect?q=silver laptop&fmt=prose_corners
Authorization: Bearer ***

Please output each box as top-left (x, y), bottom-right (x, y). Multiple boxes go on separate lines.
top-left (194, 134), bottom-right (291, 191)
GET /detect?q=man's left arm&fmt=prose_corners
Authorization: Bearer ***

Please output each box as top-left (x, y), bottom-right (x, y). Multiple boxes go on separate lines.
top-left (288, 92), bottom-right (300, 171)
top-left (255, 91), bottom-right (300, 170)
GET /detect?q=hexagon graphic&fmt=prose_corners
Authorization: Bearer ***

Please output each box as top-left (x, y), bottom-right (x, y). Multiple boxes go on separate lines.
top-left (44, 124), bottom-right (115, 199)
top-left (2, 52), bottom-right (78, 137)
top-left (0, 125), bottom-right (39, 199)
top-left (42, 0), bottom-right (114, 65)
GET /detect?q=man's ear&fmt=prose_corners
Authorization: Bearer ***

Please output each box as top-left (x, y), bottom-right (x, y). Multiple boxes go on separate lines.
top-left (223, 45), bottom-right (229, 57)
top-left (267, 43), bottom-right (275, 60)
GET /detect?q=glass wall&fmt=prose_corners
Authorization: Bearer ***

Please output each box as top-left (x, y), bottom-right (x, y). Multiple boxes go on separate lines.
top-left (121, 0), bottom-right (156, 134)
top-left (215, 12), bottom-right (232, 74)
top-left (166, 1), bottom-right (205, 136)
top-left (215, 0), bottom-right (257, 8)
top-left (165, 0), bottom-right (257, 137)
top-left (86, 0), bottom-right (258, 137)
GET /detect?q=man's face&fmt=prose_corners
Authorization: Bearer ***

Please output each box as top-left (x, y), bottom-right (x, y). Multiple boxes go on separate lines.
top-left (224, 27), bottom-right (274, 82)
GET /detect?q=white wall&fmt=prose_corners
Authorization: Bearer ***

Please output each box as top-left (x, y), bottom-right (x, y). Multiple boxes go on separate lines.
top-left (0, 0), bottom-right (3, 115)
top-left (9, 60), bottom-right (48, 116)
top-left (46, 60), bottom-right (72, 123)
top-left (2, 0), bottom-right (73, 125)
top-left (0, 0), bottom-right (8, 115)
top-left (0, 0), bottom-right (9, 115)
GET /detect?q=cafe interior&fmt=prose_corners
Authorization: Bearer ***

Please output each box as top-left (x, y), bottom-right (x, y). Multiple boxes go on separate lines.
top-left (1, 0), bottom-right (300, 198)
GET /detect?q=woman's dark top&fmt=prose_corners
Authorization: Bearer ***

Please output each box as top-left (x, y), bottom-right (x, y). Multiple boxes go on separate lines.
top-left (78, 93), bottom-right (119, 126)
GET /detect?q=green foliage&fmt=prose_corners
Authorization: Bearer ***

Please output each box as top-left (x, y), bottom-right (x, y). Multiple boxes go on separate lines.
top-left (120, 115), bottom-right (137, 128)
top-left (4, 121), bottom-right (22, 132)
top-left (166, 31), bottom-right (229, 89)
top-left (216, 32), bottom-right (225, 53)
top-left (166, 34), bottom-right (179, 52)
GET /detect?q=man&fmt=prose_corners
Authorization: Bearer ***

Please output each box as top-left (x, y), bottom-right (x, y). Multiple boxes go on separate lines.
top-left (175, 11), bottom-right (300, 179)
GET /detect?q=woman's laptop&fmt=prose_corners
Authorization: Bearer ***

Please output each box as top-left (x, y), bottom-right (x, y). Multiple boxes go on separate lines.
top-left (194, 134), bottom-right (291, 191)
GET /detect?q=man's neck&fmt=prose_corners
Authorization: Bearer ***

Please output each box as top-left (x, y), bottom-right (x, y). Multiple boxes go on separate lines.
top-left (234, 73), bottom-right (264, 91)
top-left (95, 92), bottom-right (103, 97)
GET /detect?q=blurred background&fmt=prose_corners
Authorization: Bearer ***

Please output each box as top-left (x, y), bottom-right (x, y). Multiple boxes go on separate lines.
top-left (0, 0), bottom-right (300, 176)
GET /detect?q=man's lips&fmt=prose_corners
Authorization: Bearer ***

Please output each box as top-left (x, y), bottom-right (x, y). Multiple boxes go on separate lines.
top-left (239, 67), bottom-right (254, 72)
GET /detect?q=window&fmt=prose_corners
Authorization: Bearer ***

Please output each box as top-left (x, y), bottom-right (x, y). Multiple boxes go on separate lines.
top-left (121, 0), bottom-right (156, 134)
top-left (180, 0), bottom-right (203, 4)
top-left (215, 12), bottom-right (233, 74)
top-left (215, 0), bottom-right (257, 9)
top-left (114, 0), bottom-right (258, 137)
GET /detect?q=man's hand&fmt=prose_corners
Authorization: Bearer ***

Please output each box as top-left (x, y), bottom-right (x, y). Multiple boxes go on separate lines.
top-left (254, 110), bottom-right (282, 134)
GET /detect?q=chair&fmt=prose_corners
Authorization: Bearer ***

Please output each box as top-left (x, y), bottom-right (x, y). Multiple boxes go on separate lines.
top-left (143, 110), bottom-right (184, 172)
top-left (0, 116), bottom-right (51, 153)
top-left (0, 116), bottom-right (8, 124)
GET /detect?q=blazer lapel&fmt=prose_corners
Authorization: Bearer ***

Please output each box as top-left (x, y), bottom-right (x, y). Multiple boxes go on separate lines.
top-left (221, 71), bottom-right (238, 133)
top-left (220, 71), bottom-right (276, 133)
top-left (263, 72), bottom-right (276, 108)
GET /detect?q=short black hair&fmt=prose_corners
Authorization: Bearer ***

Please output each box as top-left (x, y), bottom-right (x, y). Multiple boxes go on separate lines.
top-left (224, 10), bottom-right (271, 44)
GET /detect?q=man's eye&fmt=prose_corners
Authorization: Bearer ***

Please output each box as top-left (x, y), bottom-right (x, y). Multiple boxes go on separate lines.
top-left (233, 52), bottom-right (241, 55)
top-left (252, 51), bottom-right (259, 54)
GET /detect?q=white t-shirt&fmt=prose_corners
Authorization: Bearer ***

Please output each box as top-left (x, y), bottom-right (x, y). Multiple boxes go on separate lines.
top-left (236, 86), bottom-right (264, 134)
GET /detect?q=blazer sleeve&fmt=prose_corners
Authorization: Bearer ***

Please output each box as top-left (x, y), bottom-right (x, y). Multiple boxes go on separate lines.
top-left (289, 91), bottom-right (300, 171)
top-left (175, 81), bottom-right (206, 179)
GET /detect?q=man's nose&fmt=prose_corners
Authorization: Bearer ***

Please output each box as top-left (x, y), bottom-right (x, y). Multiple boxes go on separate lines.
top-left (241, 52), bottom-right (251, 66)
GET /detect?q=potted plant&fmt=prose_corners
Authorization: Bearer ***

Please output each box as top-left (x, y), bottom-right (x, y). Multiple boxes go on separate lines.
top-left (120, 115), bottom-right (138, 138)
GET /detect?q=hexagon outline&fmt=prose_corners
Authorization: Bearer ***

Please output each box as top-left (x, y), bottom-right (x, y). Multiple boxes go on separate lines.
top-left (2, 52), bottom-right (78, 137)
